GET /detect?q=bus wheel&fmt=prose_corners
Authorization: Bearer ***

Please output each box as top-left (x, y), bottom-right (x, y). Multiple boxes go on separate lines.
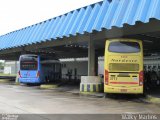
top-left (142, 86), bottom-right (147, 97)
top-left (26, 83), bottom-right (31, 86)
top-left (141, 91), bottom-right (146, 97)
top-left (104, 93), bottom-right (110, 98)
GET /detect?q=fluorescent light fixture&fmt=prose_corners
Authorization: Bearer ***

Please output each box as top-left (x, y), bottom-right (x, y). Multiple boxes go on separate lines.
top-left (143, 40), bottom-right (153, 43)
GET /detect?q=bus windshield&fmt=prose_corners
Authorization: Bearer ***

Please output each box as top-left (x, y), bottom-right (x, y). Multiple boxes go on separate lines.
top-left (108, 41), bottom-right (140, 53)
top-left (20, 56), bottom-right (38, 70)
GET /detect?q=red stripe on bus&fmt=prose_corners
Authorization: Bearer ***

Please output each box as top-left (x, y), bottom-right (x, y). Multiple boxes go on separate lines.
top-left (110, 82), bottom-right (138, 84)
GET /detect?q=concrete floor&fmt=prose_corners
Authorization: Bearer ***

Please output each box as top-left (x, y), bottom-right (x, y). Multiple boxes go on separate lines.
top-left (0, 83), bottom-right (160, 120)
top-left (0, 83), bottom-right (160, 114)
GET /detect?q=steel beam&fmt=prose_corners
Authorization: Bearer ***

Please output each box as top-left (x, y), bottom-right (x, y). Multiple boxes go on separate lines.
top-left (25, 34), bottom-right (90, 50)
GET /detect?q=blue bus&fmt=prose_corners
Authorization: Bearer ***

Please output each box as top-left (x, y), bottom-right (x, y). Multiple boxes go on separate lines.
top-left (18, 54), bottom-right (61, 84)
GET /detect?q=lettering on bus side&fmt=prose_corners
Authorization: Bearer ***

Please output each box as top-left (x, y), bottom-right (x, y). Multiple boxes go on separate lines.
top-left (111, 59), bottom-right (137, 63)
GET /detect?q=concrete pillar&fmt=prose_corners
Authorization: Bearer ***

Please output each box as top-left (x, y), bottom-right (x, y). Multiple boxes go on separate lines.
top-left (95, 53), bottom-right (98, 76)
top-left (14, 61), bottom-right (17, 74)
top-left (88, 35), bottom-right (95, 76)
top-left (15, 61), bottom-right (19, 84)
top-left (80, 34), bottom-right (102, 93)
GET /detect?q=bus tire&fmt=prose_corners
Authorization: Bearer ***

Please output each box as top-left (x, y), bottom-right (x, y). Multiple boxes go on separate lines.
top-left (142, 85), bottom-right (147, 97)
top-left (104, 93), bottom-right (111, 98)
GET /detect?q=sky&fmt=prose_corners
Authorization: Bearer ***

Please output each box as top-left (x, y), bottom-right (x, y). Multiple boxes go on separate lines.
top-left (0, 0), bottom-right (102, 36)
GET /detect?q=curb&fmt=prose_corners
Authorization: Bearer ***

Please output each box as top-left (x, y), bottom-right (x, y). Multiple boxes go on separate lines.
top-left (0, 79), bottom-right (11, 83)
top-left (40, 84), bottom-right (59, 89)
top-left (80, 83), bottom-right (103, 92)
top-left (80, 92), bottom-right (104, 98)
top-left (145, 95), bottom-right (160, 104)
top-left (14, 82), bottom-right (20, 85)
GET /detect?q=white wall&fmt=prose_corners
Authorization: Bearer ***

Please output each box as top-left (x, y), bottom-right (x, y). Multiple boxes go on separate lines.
top-left (61, 61), bottom-right (88, 80)
top-left (4, 66), bottom-right (11, 74)
top-left (61, 59), bottom-right (105, 80)
top-left (4, 61), bottom-right (19, 74)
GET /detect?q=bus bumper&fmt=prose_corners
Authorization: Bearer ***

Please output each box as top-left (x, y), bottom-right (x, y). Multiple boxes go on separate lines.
top-left (104, 85), bottom-right (143, 94)
top-left (19, 78), bottom-right (41, 84)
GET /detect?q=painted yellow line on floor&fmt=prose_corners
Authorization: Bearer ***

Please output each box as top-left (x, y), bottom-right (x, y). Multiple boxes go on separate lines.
top-left (40, 84), bottom-right (59, 89)
top-left (0, 79), bottom-right (11, 83)
top-left (147, 95), bottom-right (160, 104)
top-left (14, 82), bottom-right (20, 85)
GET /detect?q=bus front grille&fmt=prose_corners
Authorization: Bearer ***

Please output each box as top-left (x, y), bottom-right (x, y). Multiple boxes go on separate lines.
top-left (109, 63), bottom-right (139, 71)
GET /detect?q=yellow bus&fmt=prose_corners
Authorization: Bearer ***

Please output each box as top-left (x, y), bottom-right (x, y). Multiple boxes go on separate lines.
top-left (104, 39), bottom-right (143, 94)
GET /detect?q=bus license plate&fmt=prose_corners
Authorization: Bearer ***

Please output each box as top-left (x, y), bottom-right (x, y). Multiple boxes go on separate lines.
top-left (121, 89), bottom-right (127, 92)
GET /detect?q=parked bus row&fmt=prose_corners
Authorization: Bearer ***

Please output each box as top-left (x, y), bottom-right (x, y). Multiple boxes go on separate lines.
top-left (18, 39), bottom-right (144, 95)
top-left (18, 38), bottom-right (160, 95)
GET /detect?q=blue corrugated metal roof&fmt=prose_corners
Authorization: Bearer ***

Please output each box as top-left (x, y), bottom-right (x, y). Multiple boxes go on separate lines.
top-left (0, 0), bottom-right (160, 50)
